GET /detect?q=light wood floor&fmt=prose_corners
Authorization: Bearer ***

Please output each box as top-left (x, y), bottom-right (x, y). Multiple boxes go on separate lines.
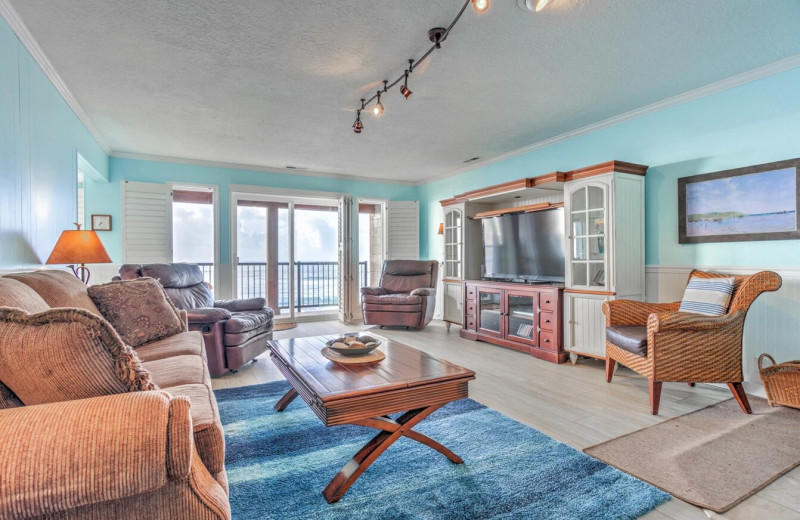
top-left (212, 320), bottom-right (800, 520)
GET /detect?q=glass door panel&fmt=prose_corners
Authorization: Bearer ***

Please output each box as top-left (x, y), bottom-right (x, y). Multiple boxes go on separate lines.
top-left (506, 292), bottom-right (537, 345)
top-left (478, 289), bottom-right (503, 337)
top-left (569, 183), bottom-right (607, 289)
top-left (294, 203), bottom-right (339, 315)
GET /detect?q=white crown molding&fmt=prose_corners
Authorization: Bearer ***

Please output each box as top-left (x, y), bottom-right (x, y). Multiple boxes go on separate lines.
top-left (645, 264), bottom-right (800, 278)
top-left (0, 0), bottom-right (111, 154)
top-left (110, 151), bottom-right (418, 186)
top-left (424, 53), bottom-right (800, 185)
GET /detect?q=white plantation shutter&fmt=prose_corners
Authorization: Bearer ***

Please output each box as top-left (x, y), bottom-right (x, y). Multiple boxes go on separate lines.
top-left (122, 181), bottom-right (173, 263)
top-left (338, 195), bottom-right (354, 323)
top-left (387, 201), bottom-right (419, 260)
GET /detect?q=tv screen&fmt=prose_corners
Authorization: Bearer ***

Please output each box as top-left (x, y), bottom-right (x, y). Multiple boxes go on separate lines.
top-left (482, 208), bottom-right (565, 282)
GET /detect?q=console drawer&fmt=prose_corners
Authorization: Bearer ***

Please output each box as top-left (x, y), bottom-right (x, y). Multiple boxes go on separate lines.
top-left (466, 285), bottom-right (477, 301)
top-left (539, 311), bottom-right (556, 332)
top-left (465, 300), bottom-right (477, 317)
top-left (539, 330), bottom-right (557, 351)
top-left (465, 316), bottom-right (476, 331)
top-left (539, 293), bottom-right (557, 312)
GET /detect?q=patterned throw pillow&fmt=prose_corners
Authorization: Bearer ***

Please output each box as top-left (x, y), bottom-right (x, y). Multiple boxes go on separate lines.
top-left (88, 277), bottom-right (185, 347)
top-left (0, 307), bottom-right (157, 405)
top-left (679, 276), bottom-right (735, 316)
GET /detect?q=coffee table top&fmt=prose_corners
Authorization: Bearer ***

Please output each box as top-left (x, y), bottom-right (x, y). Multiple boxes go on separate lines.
top-left (268, 333), bottom-right (475, 403)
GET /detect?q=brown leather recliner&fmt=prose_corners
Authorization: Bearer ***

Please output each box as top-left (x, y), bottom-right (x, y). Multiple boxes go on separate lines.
top-left (117, 263), bottom-right (274, 376)
top-left (361, 260), bottom-right (438, 329)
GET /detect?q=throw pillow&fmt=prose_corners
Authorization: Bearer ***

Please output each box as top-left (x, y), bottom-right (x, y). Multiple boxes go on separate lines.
top-left (88, 278), bottom-right (185, 347)
top-left (0, 307), bottom-right (157, 405)
top-left (679, 276), bottom-right (735, 316)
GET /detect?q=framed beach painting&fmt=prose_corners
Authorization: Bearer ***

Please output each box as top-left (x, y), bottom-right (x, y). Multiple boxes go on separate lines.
top-left (678, 158), bottom-right (800, 244)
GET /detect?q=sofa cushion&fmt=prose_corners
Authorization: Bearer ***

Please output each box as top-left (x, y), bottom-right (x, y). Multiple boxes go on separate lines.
top-left (0, 278), bottom-right (50, 313)
top-left (362, 302), bottom-right (422, 313)
top-left (89, 278), bottom-right (185, 347)
top-left (6, 270), bottom-right (101, 315)
top-left (136, 331), bottom-right (206, 362)
top-left (165, 382), bottom-right (225, 475)
top-left (0, 308), bottom-right (158, 405)
top-left (362, 293), bottom-right (423, 305)
top-left (143, 355), bottom-right (207, 389)
top-left (606, 325), bottom-right (648, 357)
top-left (224, 311), bottom-right (273, 334)
top-left (0, 382), bottom-right (23, 409)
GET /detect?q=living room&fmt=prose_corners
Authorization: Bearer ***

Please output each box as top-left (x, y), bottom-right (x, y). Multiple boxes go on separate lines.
top-left (2, 1), bottom-right (800, 519)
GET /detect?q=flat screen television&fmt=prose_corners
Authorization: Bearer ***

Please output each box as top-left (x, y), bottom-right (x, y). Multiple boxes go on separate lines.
top-left (482, 207), bottom-right (565, 283)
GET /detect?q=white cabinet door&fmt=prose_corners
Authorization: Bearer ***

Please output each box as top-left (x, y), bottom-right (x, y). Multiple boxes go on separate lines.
top-left (443, 281), bottom-right (463, 325)
top-left (565, 292), bottom-right (610, 360)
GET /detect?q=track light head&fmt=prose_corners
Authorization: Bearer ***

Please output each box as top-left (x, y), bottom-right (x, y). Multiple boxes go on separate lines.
top-left (473, 0), bottom-right (489, 13)
top-left (373, 92), bottom-right (384, 116)
top-left (353, 110), bottom-right (363, 134)
top-left (400, 71), bottom-right (412, 100)
top-left (519, 0), bottom-right (550, 11)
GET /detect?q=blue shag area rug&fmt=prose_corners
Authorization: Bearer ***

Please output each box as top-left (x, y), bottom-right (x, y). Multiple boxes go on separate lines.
top-left (217, 381), bottom-right (670, 520)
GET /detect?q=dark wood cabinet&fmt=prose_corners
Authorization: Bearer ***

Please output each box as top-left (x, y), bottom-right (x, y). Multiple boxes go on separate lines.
top-left (460, 280), bottom-right (566, 364)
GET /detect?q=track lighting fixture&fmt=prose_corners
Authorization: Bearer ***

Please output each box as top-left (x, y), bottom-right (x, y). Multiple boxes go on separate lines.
top-left (400, 71), bottom-right (412, 100)
top-left (373, 91), bottom-right (384, 116)
top-left (519, 0), bottom-right (551, 12)
top-left (350, 0), bottom-right (487, 133)
top-left (473, 0), bottom-right (490, 13)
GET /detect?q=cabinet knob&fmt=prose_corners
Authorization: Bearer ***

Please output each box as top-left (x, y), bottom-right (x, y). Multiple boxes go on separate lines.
top-left (545, 339), bottom-right (551, 343)
top-left (545, 300), bottom-right (551, 304)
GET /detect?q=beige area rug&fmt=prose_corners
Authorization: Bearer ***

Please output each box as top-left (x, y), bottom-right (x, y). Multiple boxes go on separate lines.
top-left (273, 322), bottom-right (297, 331)
top-left (584, 397), bottom-right (800, 513)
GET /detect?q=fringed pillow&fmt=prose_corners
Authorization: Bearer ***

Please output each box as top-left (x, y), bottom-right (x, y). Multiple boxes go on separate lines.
top-left (0, 308), bottom-right (157, 405)
top-left (679, 276), bottom-right (735, 316)
top-left (88, 277), bottom-right (185, 347)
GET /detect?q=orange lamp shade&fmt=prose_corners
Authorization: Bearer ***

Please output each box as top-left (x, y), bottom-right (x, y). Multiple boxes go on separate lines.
top-left (437, 223), bottom-right (445, 235)
top-left (46, 230), bottom-right (112, 265)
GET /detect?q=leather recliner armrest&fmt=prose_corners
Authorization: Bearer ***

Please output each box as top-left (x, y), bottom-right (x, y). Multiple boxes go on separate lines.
top-left (186, 307), bottom-right (232, 324)
top-left (410, 287), bottom-right (436, 296)
top-left (214, 298), bottom-right (267, 312)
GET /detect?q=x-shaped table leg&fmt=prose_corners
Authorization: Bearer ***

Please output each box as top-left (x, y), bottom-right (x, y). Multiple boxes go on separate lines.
top-left (322, 402), bottom-right (462, 503)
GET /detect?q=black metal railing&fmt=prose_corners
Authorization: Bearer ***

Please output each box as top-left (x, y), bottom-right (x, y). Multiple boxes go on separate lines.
top-left (199, 261), bottom-right (369, 311)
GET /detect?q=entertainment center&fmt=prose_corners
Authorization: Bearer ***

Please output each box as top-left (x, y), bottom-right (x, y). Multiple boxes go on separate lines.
top-left (440, 161), bottom-right (647, 364)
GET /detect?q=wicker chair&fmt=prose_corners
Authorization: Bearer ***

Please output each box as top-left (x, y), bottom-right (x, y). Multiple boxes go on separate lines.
top-left (602, 269), bottom-right (782, 415)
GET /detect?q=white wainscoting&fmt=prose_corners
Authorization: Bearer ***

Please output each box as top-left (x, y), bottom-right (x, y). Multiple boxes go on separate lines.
top-left (646, 265), bottom-right (800, 392)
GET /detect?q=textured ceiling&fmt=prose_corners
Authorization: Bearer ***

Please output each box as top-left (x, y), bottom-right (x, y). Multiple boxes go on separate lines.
top-left (8, 0), bottom-right (800, 182)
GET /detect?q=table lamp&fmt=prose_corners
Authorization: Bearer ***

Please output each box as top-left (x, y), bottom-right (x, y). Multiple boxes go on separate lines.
top-left (46, 224), bottom-right (112, 284)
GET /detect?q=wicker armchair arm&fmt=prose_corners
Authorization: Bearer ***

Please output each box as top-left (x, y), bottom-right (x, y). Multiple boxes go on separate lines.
top-left (648, 311), bottom-right (744, 333)
top-left (602, 300), bottom-right (680, 326)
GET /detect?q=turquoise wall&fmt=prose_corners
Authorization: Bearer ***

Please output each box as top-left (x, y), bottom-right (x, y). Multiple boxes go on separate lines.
top-left (85, 157), bottom-right (419, 263)
top-left (419, 67), bottom-right (800, 267)
top-left (0, 16), bottom-right (108, 268)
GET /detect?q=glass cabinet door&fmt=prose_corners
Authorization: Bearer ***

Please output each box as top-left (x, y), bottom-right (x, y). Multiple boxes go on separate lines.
top-left (477, 289), bottom-right (503, 337)
top-left (569, 185), bottom-right (607, 289)
top-left (506, 292), bottom-right (538, 346)
top-left (444, 208), bottom-right (463, 279)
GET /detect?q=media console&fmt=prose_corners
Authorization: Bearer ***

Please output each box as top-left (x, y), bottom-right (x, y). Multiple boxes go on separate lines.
top-left (460, 280), bottom-right (566, 364)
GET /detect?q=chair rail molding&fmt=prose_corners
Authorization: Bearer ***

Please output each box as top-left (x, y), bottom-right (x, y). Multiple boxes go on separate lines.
top-left (645, 264), bottom-right (800, 393)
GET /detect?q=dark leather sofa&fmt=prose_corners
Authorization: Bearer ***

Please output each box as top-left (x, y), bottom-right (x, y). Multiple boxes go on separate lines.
top-left (117, 263), bottom-right (274, 376)
top-left (361, 260), bottom-right (438, 329)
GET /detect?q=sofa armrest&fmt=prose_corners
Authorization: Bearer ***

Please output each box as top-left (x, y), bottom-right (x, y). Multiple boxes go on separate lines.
top-left (0, 391), bottom-right (193, 519)
top-left (214, 298), bottom-right (266, 312)
top-left (179, 309), bottom-right (189, 331)
top-left (602, 300), bottom-right (681, 326)
top-left (360, 287), bottom-right (388, 296)
top-left (410, 287), bottom-right (436, 297)
top-left (187, 307), bottom-right (233, 324)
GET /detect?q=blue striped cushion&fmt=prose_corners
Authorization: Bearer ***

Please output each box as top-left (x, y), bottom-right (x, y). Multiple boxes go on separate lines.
top-left (679, 277), bottom-right (735, 316)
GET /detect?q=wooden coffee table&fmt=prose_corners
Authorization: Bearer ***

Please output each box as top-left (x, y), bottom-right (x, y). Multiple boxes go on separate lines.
top-left (267, 333), bottom-right (476, 503)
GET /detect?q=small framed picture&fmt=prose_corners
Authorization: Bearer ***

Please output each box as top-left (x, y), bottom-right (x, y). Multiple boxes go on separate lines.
top-left (91, 214), bottom-right (112, 231)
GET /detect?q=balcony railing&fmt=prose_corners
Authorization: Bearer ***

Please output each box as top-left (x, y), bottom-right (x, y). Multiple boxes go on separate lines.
top-left (197, 261), bottom-right (369, 311)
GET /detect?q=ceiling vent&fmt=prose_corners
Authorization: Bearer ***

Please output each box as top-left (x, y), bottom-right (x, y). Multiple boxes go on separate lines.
top-left (463, 156), bottom-right (481, 163)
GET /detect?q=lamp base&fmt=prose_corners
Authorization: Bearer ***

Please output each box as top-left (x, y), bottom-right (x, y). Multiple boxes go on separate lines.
top-left (69, 264), bottom-right (91, 285)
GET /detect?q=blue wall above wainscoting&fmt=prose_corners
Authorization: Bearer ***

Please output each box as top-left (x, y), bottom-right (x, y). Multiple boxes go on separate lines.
top-left (419, 65), bottom-right (800, 268)
top-left (85, 157), bottom-right (420, 263)
top-left (0, 16), bottom-right (107, 269)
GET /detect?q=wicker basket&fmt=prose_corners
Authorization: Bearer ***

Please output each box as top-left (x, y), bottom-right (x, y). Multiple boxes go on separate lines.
top-left (758, 353), bottom-right (800, 410)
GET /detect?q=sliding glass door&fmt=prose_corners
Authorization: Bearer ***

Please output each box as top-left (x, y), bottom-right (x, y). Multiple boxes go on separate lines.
top-left (233, 193), bottom-right (342, 322)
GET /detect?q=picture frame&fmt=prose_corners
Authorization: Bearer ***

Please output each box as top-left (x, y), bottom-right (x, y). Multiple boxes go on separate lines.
top-left (678, 158), bottom-right (800, 244)
top-left (91, 214), bottom-right (112, 231)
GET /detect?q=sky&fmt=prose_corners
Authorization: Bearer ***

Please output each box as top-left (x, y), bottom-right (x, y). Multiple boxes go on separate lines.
top-left (173, 202), bottom-right (371, 264)
top-left (686, 167), bottom-right (796, 216)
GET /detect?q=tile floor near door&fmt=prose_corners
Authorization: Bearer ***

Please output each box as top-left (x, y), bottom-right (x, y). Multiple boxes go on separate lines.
top-left (212, 320), bottom-right (800, 520)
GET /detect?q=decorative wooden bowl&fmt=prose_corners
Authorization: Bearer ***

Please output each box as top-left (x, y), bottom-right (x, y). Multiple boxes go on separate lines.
top-left (325, 334), bottom-right (382, 356)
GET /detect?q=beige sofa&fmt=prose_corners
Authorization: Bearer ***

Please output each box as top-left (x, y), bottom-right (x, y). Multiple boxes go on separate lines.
top-left (0, 270), bottom-right (231, 520)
